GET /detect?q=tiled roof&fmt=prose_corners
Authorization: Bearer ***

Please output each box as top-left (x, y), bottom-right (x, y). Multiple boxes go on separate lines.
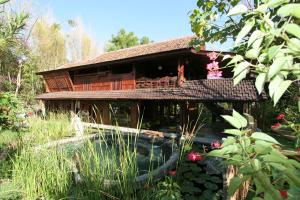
top-left (38, 36), bottom-right (196, 74)
top-left (36, 79), bottom-right (266, 102)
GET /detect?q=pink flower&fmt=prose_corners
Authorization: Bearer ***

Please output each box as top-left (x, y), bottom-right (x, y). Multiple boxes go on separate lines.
top-left (279, 190), bottom-right (288, 199)
top-left (297, 148), bottom-right (300, 155)
top-left (206, 63), bottom-right (214, 71)
top-left (276, 113), bottom-right (285, 120)
top-left (207, 52), bottom-right (218, 60)
top-left (211, 140), bottom-right (221, 149)
top-left (215, 71), bottom-right (222, 77)
top-left (187, 151), bottom-right (203, 162)
top-left (168, 170), bottom-right (177, 176)
top-left (271, 122), bottom-right (281, 129)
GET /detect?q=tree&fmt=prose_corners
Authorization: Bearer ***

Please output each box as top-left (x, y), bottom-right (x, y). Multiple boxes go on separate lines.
top-left (105, 28), bottom-right (152, 52)
top-left (31, 19), bottom-right (67, 71)
top-left (66, 18), bottom-right (99, 62)
top-left (0, 0), bottom-right (29, 97)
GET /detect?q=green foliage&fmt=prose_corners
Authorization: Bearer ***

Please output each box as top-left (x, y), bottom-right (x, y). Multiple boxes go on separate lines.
top-left (0, 92), bottom-right (19, 130)
top-left (208, 111), bottom-right (300, 200)
top-left (106, 28), bottom-right (152, 52)
top-left (155, 177), bottom-right (182, 200)
top-left (190, 0), bottom-right (241, 48)
top-left (225, 0), bottom-right (300, 106)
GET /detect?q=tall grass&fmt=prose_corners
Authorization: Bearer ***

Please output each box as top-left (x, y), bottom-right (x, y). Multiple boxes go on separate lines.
top-left (11, 147), bottom-right (72, 199)
top-left (9, 129), bottom-right (159, 199)
top-left (25, 113), bottom-right (74, 144)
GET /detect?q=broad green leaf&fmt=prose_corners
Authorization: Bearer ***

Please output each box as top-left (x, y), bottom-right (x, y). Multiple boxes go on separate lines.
top-left (246, 48), bottom-right (260, 59)
top-left (278, 3), bottom-right (300, 19)
top-left (285, 23), bottom-right (300, 39)
top-left (267, 57), bottom-right (286, 79)
top-left (235, 19), bottom-right (255, 46)
top-left (254, 141), bottom-right (272, 154)
top-left (251, 132), bottom-right (280, 144)
top-left (248, 30), bottom-right (264, 49)
top-left (269, 75), bottom-right (283, 97)
top-left (228, 176), bottom-right (246, 196)
top-left (287, 38), bottom-right (300, 52)
top-left (273, 80), bottom-right (292, 105)
top-left (232, 110), bottom-right (247, 128)
top-left (254, 178), bottom-right (265, 195)
top-left (255, 73), bottom-right (266, 94)
top-left (227, 55), bottom-right (244, 66)
top-left (256, 4), bottom-right (268, 13)
top-left (262, 154), bottom-right (286, 163)
top-left (221, 137), bottom-right (236, 147)
top-left (251, 159), bottom-right (261, 171)
top-left (228, 4), bottom-right (248, 16)
top-left (0, 0), bottom-right (9, 4)
top-left (221, 115), bottom-right (242, 129)
top-left (258, 53), bottom-right (268, 63)
top-left (269, 163), bottom-right (287, 171)
top-left (224, 129), bottom-right (242, 136)
top-left (222, 54), bottom-right (232, 61)
top-left (267, 0), bottom-right (289, 8)
top-left (233, 61), bottom-right (251, 77)
top-left (234, 68), bottom-right (249, 85)
top-left (267, 44), bottom-right (283, 61)
top-left (288, 159), bottom-right (300, 169)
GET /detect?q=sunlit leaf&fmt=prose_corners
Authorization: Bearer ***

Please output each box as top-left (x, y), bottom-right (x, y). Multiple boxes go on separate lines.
top-left (285, 23), bottom-right (300, 39)
top-left (277, 3), bottom-right (300, 19)
top-left (267, 57), bottom-right (286, 79)
top-left (224, 129), bottom-right (242, 136)
top-left (267, 44), bottom-right (283, 61)
top-left (234, 68), bottom-right (249, 85)
top-left (228, 4), bottom-right (248, 16)
top-left (269, 75), bottom-right (283, 97)
top-left (273, 80), bottom-right (292, 105)
top-left (221, 115), bottom-right (242, 129)
top-left (235, 19), bottom-right (255, 46)
top-left (232, 110), bottom-right (247, 128)
top-left (251, 132), bottom-right (280, 144)
top-left (255, 73), bottom-right (267, 94)
top-left (267, 0), bottom-right (289, 8)
top-left (248, 30), bottom-right (264, 49)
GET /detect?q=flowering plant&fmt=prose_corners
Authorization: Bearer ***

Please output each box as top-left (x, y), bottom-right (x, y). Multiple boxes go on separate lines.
top-left (206, 52), bottom-right (222, 79)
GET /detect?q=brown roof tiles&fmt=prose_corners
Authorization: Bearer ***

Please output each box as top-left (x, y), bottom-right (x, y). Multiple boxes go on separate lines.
top-left (38, 36), bottom-right (196, 74)
top-left (36, 79), bottom-right (266, 102)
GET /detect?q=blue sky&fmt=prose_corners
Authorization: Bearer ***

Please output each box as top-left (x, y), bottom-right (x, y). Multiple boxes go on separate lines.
top-left (36, 0), bottom-right (232, 51)
top-left (38, 0), bottom-right (197, 48)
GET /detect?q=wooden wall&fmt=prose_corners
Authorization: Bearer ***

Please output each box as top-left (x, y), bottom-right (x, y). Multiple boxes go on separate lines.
top-left (73, 72), bottom-right (135, 91)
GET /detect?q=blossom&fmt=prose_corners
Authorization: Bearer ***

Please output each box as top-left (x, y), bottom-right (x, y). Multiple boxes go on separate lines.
top-left (207, 52), bottom-right (218, 60)
top-left (276, 113), bottom-right (285, 120)
top-left (271, 122), bottom-right (281, 129)
top-left (187, 151), bottom-right (203, 162)
top-left (168, 170), bottom-right (177, 176)
top-left (279, 190), bottom-right (288, 199)
top-left (297, 148), bottom-right (300, 155)
top-left (211, 140), bottom-right (221, 149)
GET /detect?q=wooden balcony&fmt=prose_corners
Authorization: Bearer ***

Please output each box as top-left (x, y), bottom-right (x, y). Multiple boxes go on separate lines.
top-left (136, 76), bottom-right (178, 89)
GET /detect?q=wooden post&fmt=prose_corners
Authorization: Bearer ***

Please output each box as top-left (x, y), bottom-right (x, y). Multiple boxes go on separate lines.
top-left (130, 102), bottom-right (139, 128)
top-left (98, 101), bottom-right (110, 125)
top-left (177, 59), bottom-right (185, 87)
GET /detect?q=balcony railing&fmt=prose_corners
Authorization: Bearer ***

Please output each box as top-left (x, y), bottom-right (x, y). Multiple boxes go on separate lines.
top-left (136, 76), bottom-right (178, 89)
